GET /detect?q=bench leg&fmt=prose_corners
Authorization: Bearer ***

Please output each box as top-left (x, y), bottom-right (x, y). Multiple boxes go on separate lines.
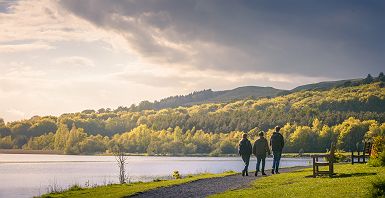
top-left (313, 158), bottom-right (316, 178)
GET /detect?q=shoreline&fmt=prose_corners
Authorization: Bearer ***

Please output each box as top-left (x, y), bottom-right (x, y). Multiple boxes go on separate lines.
top-left (0, 149), bottom-right (63, 155)
top-left (0, 149), bottom-right (350, 158)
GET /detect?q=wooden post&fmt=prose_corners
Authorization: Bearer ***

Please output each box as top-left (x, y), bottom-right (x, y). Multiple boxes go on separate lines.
top-left (329, 156), bottom-right (333, 177)
top-left (313, 156), bottom-right (316, 178)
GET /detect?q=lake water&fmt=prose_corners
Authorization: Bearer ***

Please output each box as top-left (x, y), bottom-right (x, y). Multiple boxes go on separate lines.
top-left (0, 154), bottom-right (312, 198)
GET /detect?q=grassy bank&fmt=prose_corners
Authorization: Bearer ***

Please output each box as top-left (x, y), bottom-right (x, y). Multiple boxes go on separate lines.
top-left (211, 164), bottom-right (385, 198)
top-left (38, 171), bottom-right (236, 198)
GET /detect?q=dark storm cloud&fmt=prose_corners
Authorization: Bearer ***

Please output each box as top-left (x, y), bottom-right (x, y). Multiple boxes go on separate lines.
top-left (59, 0), bottom-right (385, 78)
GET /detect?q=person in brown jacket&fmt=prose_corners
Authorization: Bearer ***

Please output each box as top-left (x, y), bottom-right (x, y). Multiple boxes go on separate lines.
top-left (252, 131), bottom-right (271, 176)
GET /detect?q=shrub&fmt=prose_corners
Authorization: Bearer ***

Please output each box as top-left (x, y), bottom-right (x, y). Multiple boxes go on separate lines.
top-left (371, 136), bottom-right (385, 158)
top-left (333, 152), bottom-right (349, 163)
top-left (172, 170), bottom-right (181, 179)
top-left (68, 184), bottom-right (82, 191)
top-left (368, 151), bottom-right (385, 167)
top-left (209, 149), bottom-right (221, 157)
top-left (369, 136), bottom-right (385, 167)
top-left (371, 178), bottom-right (385, 198)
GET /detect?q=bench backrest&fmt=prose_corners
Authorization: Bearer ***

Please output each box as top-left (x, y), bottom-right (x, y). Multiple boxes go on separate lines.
top-left (329, 142), bottom-right (336, 160)
top-left (364, 141), bottom-right (372, 155)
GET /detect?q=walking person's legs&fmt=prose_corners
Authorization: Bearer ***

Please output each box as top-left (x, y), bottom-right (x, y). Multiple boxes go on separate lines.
top-left (275, 151), bottom-right (282, 173)
top-left (261, 157), bottom-right (266, 175)
top-left (242, 155), bottom-right (250, 176)
top-left (272, 152), bottom-right (277, 174)
top-left (255, 156), bottom-right (262, 176)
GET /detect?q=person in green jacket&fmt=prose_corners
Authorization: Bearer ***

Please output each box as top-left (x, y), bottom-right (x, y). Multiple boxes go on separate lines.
top-left (253, 131), bottom-right (271, 176)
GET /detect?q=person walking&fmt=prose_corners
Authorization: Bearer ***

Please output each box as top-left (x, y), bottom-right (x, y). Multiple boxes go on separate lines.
top-left (252, 131), bottom-right (270, 176)
top-left (270, 126), bottom-right (284, 174)
top-left (238, 133), bottom-right (252, 176)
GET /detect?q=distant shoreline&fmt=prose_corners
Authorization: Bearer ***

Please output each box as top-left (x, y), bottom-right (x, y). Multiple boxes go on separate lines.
top-left (0, 149), bottom-right (63, 155)
top-left (0, 149), bottom-right (343, 158)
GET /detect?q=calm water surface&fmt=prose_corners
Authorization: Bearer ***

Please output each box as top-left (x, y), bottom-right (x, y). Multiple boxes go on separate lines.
top-left (0, 154), bottom-right (312, 198)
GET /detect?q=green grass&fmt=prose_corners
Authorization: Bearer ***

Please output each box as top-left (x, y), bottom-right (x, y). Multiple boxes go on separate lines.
top-left (210, 164), bottom-right (385, 198)
top-left (38, 171), bottom-right (236, 198)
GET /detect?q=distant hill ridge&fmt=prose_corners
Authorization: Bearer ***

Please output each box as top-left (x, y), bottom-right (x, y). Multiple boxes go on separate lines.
top-left (102, 73), bottom-right (384, 113)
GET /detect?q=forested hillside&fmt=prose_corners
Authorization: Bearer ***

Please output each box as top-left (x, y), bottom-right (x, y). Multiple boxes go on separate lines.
top-left (118, 86), bottom-right (283, 111)
top-left (111, 73), bottom-right (381, 112)
top-left (0, 74), bottom-right (384, 155)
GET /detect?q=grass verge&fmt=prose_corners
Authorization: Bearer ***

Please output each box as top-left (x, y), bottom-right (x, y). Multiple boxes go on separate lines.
top-left (210, 164), bottom-right (385, 198)
top-left (38, 171), bottom-right (236, 198)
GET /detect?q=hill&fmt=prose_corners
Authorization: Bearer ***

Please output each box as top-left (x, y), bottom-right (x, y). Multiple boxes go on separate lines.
top-left (122, 73), bottom-right (383, 112)
top-left (156, 86), bottom-right (283, 108)
top-left (120, 86), bottom-right (284, 112)
top-left (208, 86), bottom-right (282, 102)
top-left (291, 78), bottom-right (362, 92)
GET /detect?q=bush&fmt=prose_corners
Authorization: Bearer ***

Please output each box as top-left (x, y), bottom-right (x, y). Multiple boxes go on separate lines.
top-left (369, 136), bottom-right (385, 167)
top-left (209, 149), bottom-right (221, 157)
top-left (372, 136), bottom-right (385, 158)
top-left (172, 170), bottom-right (181, 179)
top-left (371, 178), bottom-right (385, 198)
top-left (68, 184), bottom-right (82, 191)
top-left (333, 152), bottom-right (349, 163)
top-left (369, 151), bottom-right (385, 167)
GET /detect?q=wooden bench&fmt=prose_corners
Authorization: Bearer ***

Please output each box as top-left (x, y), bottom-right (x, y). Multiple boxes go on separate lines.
top-left (351, 141), bottom-right (372, 164)
top-left (311, 143), bottom-right (335, 178)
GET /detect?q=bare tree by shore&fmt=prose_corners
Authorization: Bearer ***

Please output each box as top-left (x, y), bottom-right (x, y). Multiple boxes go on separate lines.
top-left (114, 150), bottom-right (129, 184)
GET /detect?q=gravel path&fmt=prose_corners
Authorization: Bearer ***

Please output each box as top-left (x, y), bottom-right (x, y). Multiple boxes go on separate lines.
top-left (131, 166), bottom-right (307, 198)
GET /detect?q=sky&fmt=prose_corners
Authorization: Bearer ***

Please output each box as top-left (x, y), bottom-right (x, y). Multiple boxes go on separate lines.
top-left (0, 0), bottom-right (384, 122)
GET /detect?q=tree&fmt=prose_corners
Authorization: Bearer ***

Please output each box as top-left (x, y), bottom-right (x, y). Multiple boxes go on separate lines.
top-left (65, 124), bottom-right (87, 154)
top-left (115, 150), bottom-right (128, 184)
top-left (363, 74), bottom-right (374, 84)
top-left (290, 126), bottom-right (319, 152)
top-left (81, 109), bottom-right (95, 114)
top-left (0, 125), bottom-right (11, 137)
top-left (24, 133), bottom-right (55, 150)
top-left (28, 118), bottom-right (57, 137)
top-left (54, 124), bottom-right (69, 151)
top-left (79, 135), bottom-right (107, 154)
top-left (379, 72), bottom-right (385, 82)
top-left (219, 140), bottom-right (236, 154)
top-left (336, 117), bottom-right (371, 151)
top-left (0, 136), bottom-right (13, 149)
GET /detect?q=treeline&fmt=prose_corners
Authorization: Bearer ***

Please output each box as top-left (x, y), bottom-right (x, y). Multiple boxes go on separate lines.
top-left (0, 117), bottom-right (383, 155)
top-left (1, 82), bottom-right (385, 144)
top-left (0, 79), bottom-right (385, 153)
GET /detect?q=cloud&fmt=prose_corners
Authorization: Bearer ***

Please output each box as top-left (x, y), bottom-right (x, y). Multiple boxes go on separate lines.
top-left (6, 109), bottom-right (26, 117)
top-left (0, 0), bottom-right (121, 50)
top-left (55, 56), bottom-right (95, 68)
top-left (0, 41), bottom-right (54, 52)
top-left (113, 64), bottom-right (332, 90)
top-left (58, 0), bottom-right (385, 79)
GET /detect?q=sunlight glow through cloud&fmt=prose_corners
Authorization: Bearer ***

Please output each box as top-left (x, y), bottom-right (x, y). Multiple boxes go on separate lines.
top-left (0, 0), bottom-right (383, 122)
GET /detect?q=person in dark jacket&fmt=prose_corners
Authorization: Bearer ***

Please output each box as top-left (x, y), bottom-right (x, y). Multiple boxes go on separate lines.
top-left (238, 133), bottom-right (252, 176)
top-left (253, 131), bottom-right (270, 176)
top-left (270, 126), bottom-right (284, 174)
